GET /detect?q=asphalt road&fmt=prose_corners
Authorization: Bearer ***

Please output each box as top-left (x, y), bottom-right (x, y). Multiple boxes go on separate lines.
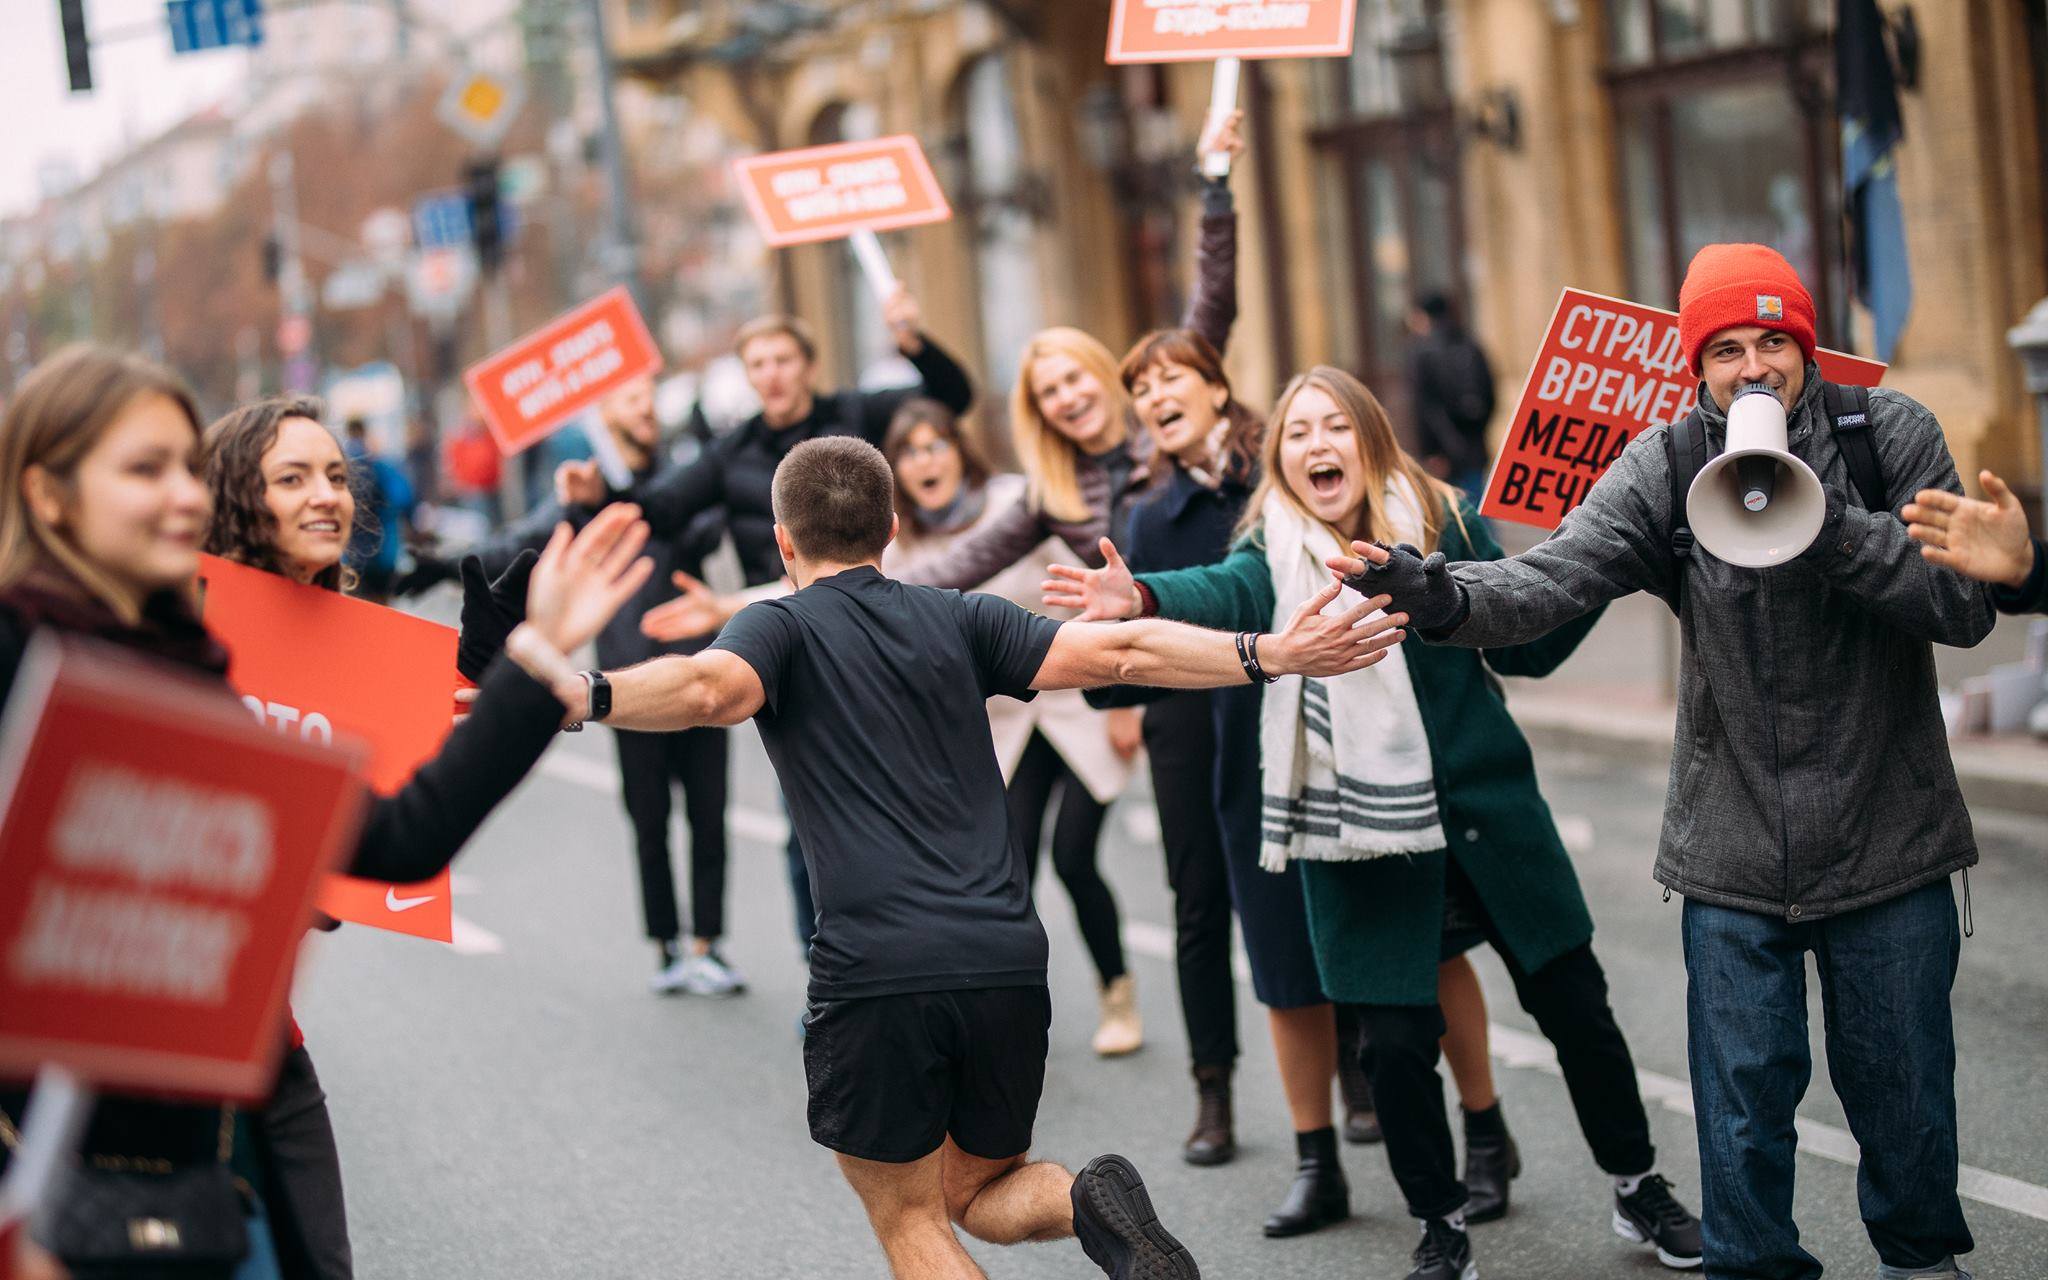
top-left (294, 722), bottom-right (2048, 1278)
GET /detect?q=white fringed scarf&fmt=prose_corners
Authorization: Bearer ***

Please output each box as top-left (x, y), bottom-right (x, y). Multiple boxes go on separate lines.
top-left (1257, 482), bottom-right (1446, 871)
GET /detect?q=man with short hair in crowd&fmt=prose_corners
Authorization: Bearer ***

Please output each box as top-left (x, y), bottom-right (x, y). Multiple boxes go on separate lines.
top-left (1905, 469), bottom-right (2047, 615)
top-left (400, 374), bottom-right (745, 997)
top-left (558, 286), bottom-right (974, 953)
top-left (1334, 244), bottom-right (1994, 1280)
top-left (552, 436), bottom-right (1406, 1280)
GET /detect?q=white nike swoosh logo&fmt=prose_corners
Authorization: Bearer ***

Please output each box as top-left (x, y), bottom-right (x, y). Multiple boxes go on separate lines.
top-left (384, 889), bottom-right (436, 912)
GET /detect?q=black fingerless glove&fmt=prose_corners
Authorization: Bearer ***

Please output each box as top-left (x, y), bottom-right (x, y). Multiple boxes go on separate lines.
top-left (455, 550), bottom-right (538, 682)
top-left (1343, 542), bottom-right (1471, 635)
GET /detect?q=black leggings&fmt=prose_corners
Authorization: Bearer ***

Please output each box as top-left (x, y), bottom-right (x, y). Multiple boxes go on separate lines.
top-left (1142, 692), bottom-right (1238, 1069)
top-left (1354, 936), bottom-right (1655, 1219)
top-left (615, 726), bottom-right (729, 941)
top-left (1008, 730), bottom-right (1126, 985)
top-left (256, 1046), bottom-right (351, 1279)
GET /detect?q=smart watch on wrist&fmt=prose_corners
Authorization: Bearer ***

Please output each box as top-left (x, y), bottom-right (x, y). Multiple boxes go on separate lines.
top-left (581, 669), bottom-right (612, 723)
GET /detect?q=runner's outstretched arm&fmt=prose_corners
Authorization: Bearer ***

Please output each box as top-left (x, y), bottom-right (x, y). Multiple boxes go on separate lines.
top-left (1031, 583), bottom-right (1404, 692)
top-left (598, 650), bottom-right (765, 731)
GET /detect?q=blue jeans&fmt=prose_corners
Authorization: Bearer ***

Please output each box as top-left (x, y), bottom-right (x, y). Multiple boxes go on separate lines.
top-left (1682, 880), bottom-right (1973, 1278)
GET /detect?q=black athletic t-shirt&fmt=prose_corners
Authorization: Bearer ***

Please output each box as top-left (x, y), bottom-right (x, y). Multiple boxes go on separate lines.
top-left (709, 566), bottom-right (1063, 999)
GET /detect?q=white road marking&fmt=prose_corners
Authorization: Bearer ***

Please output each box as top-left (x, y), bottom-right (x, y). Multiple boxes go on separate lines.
top-left (448, 914), bottom-right (504, 956)
top-left (536, 749), bottom-right (2048, 1224)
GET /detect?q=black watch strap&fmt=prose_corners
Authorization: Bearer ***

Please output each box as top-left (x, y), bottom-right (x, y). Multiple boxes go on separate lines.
top-left (583, 670), bottom-right (612, 722)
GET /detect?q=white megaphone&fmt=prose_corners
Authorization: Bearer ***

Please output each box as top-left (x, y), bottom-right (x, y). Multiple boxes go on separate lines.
top-left (1684, 383), bottom-right (1825, 568)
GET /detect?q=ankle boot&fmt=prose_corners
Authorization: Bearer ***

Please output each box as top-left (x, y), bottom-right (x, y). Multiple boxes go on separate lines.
top-left (1091, 974), bottom-right (1143, 1056)
top-left (1263, 1126), bottom-right (1350, 1237)
top-left (1182, 1065), bottom-right (1235, 1166)
top-left (1336, 1042), bottom-right (1382, 1145)
top-left (1461, 1102), bottom-right (1521, 1224)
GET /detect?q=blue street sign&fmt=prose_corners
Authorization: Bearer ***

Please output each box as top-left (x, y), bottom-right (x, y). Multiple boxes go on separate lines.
top-left (411, 188), bottom-right (520, 253)
top-left (167, 0), bottom-right (265, 53)
top-left (411, 191), bottom-right (471, 251)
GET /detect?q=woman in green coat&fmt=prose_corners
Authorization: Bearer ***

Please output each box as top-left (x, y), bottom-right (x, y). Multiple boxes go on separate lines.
top-left (1045, 367), bottom-right (1702, 1280)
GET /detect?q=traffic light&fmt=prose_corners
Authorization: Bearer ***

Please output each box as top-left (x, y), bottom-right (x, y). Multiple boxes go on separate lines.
top-left (58, 0), bottom-right (92, 93)
top-left (464, 159), bottom-right (503, 272)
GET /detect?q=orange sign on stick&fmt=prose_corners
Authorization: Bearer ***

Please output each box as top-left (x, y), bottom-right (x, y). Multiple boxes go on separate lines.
top-left (463, 286), bottom-right (661, 456)
top-left (0, 635), bottom-right (363, 1100)
top-left (1480, 288), bottom-right (1888, 530)
top-left (198, 555), bottom-right (459, 942)
top-left (1106, 0), bottom-right (1358, 62)
top-left (733, 136), bottom-right (952, 248)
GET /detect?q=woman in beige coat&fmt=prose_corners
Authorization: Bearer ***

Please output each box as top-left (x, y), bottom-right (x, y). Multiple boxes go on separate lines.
top-left (881, 397), bottom-right (1143, 1056)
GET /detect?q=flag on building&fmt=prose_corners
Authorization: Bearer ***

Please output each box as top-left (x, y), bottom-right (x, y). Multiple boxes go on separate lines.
top-left (1837, 0), bottom-right (1911, 359)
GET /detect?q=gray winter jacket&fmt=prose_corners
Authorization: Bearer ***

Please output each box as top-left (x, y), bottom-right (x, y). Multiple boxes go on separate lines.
top-left (1435, 368), bottom-right (1995, 920)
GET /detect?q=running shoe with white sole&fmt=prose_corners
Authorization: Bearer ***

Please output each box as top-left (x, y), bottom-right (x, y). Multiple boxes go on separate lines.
top-left (1613, 1174), bottom-right (1704, 1270)
top-left (1071, 1154), bottom-right (1199, 1280)
top-left (677, 949), bottom-right (747, 997)
top-left (1406, 1216), bottom-right (1478, 1280)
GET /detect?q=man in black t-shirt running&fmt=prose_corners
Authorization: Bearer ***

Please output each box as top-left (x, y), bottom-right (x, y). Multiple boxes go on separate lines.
top-left (565, 438), bottom-right (1406, 1279)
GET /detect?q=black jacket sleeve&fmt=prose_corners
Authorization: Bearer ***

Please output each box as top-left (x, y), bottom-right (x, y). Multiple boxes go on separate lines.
top-left (856, 336), bottom-right (976, 442)
top-left (343, 652), bottom-right (565, 884)
top-left (1992, 537), bottom-right (2047, 615)
top-left (614, 442), bottom-right (729, 541)
top-left (467, 497), bottom-right (573, 578)
top-left (1180, 179), bottom-right (1238, 355)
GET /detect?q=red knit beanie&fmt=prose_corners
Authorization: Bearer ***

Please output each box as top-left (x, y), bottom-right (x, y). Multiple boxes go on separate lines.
top-left (1676, 243), bottom-right (1817, 374)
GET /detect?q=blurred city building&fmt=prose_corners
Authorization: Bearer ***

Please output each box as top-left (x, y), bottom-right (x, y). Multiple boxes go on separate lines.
top-left (610, 0), bottom-right (2048, 492)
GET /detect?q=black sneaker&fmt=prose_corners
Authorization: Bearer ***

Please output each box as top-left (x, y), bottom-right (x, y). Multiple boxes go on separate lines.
top-left (1071, 1154), bottom-right (1200, 1279)
top-left (1612, 1174), bottom-right (1703, 1270)
top-left (1407, 1216), bottom-right (1478, 1280)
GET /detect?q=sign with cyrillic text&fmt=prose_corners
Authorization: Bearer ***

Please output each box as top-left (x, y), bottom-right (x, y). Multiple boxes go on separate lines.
top-left (1106, 0), bottom-right (1358, 62)
top-left (1481, 288), bottom-right (1888, 529)
top-left (0, 635), bottom-right (361, 1099)
top-left (733, 136), bottom-right (952, 248)
top-left (464, 286), bottom-right (661, 456)
top-left (199, 555), bottom-right (457, 942)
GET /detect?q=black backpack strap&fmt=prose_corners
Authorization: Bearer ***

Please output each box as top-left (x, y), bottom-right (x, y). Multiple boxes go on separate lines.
top-left (1822, 382), bottom-right (1887, 513)
top-left (1663, 408), bottom-right (1710, 614)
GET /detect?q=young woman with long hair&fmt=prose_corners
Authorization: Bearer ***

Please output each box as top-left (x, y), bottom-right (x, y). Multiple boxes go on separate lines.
top-left (0, 350), bottom-right (646, 1280)
top-left (878, 393), bottom-right (1144, 1028)
top-left (1045, 365), bottom-right (1703, 1280)
top-left (1111, 330), bottom-right (1501, 1234)
top-left (888, 115), bottom-right (1251, 1064)
top-left (194, 394), bottom-right (651, 1276)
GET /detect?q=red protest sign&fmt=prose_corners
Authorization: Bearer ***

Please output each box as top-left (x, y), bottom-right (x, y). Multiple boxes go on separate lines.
top-left (463, 287), bottom-right (660, 456)
top-left (1480, 288), bottom-right (1888, 529)
top-left (0, 635), bottom-right (362, 1100)
top-left (198, 555), bottom-right (457, 943)
top-left (1106, 0), bottom-right (1358, 62)
top-left (733, 136), bottom-right (952, 248)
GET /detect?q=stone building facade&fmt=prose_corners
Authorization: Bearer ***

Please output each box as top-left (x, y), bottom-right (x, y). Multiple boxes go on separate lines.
top-left (612, 0), bottom-right (2048, 491)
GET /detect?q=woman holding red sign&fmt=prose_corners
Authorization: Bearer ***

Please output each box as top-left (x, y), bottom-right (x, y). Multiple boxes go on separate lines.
top-left (0, 348), bottom-right (651, 1280)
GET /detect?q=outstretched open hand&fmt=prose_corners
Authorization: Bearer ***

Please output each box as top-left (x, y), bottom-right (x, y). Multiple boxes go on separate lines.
top-left (1042, 539), bottom-right (1141, 621)
top-left (524, 504), bottom-right (655, 654)
top-left (1261, 581), bottom-right (1406, 679)
top-left (640, 570), bottom-right (741, 642)
top-left (1903, 470), bottom-right (2036, 590)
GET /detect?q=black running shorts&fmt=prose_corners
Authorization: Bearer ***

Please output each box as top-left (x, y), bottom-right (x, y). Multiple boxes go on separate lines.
top-left (802, 984), bottom-right (1051, 1164)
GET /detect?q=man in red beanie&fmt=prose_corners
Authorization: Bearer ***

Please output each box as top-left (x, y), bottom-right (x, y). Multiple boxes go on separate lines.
top-left (1331, 244), bottom-right (1993, 1280)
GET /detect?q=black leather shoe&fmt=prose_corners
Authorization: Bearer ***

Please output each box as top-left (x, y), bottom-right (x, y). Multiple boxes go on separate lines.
top-left (1336, 1009), bottom-right (1382, 1144)
top-left (1461, 1105), bottom-right (1521, 1224)
top-left (1262, 1127), bottom-right (1350, 1238)
top-left (1183, 1065), bottom-right (1235, 1166)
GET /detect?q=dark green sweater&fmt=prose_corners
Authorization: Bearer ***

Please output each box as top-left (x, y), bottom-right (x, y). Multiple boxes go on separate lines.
top-left (1138, 502), bottom-right (1603, 1004)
